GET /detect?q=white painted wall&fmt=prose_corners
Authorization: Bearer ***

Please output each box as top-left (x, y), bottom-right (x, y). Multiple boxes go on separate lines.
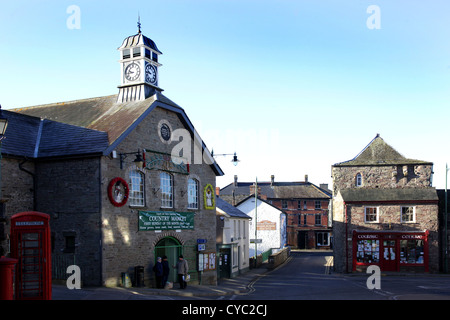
top-left (237, 198), bottom-right (286, 258)
top-left (217, 210), bottom-right (251, 273)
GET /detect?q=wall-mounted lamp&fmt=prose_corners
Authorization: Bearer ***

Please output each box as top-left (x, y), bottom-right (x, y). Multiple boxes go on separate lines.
top-left (119, 149), bottom-right (144, 169)
top-left (211, 150), bottom-right (240, 166)
top-left (0, 105), bottom-right (8, 141)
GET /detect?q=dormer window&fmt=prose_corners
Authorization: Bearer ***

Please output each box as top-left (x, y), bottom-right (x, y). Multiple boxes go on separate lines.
top-left (356, 173), bottom-right (362, 187)
top-left (123, 49), bottom-right (130, 59)
top-left (133, 47), bottom-right (141, 57)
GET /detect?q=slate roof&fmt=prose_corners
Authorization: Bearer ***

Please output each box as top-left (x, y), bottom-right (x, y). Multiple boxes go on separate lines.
top-left (339, 188), bottom-right (438, 203)
top-left (9, 92), bottom-right (223, 176)
top-left (12, 94), bottom-right (158, 145)
top-left (216, 196), bottom-right (251, 219)
top-left (119, 33), bottom-right (162, 54)
top-left (220, 181), bottom-right (331, 200)
top-left (334, 134), bottom-right (432, 167)
top-left (2, 110), bottom-right (109, 158)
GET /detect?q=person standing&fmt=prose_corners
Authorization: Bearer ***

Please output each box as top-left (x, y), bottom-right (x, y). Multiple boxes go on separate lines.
top-left (174, 255), bottom-right (188, 289)
top-left (153, 257), bottom-right (164, 288)
top-left (162, 255), bottom-right (170, 288)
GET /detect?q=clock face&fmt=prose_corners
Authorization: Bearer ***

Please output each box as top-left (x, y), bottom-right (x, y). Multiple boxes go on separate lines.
top-left (145, 64), bottom-right (157, 84)
top-left (124, 62), bottom-right (140, 81)
top-left (160, 123), bottom-right (171, 141)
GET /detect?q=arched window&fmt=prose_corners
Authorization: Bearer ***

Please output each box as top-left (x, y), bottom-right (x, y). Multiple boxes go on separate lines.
top-left (160, 172), bottom-right (173, 208)
top-left (356, 173), bottom-right (362, 187)
top-left (129, 170), bottom-right (144, 206)
top-left (188, 178), bottom-right (199, 209)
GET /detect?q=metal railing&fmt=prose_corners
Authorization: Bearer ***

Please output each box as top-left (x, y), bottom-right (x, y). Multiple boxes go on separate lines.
top-left (52, 253), bottom-right (75, 280)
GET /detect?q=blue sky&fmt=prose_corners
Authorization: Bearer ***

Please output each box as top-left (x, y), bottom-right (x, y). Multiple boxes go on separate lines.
top-left (1, 1), bottom-right (449, 188)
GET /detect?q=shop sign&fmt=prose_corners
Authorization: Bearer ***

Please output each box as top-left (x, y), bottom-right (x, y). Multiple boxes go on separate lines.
top-left (257, 220), bottom-right (276, 231)
top-left (357, 234), bottom-right (379, 239)
top-left (401, 234), bottom-right (424, 240)
top-left (138, 211), bottom-right (194, 231)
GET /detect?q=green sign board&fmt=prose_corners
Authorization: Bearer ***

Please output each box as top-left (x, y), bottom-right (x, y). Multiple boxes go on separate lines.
top-left (138, 211), bottom-right (195, 231)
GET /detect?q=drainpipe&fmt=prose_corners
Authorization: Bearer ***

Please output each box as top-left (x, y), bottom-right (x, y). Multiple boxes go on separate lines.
top-left (19, 158), bottom-right (36, 211)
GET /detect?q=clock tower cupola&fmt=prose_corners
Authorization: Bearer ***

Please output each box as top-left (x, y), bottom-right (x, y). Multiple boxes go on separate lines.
top-left (117, 21), bottom-right (162, 103)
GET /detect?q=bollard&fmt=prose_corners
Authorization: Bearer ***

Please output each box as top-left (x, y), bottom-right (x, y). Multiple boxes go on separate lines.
top-left (0, 256), bottom-right (18, 300)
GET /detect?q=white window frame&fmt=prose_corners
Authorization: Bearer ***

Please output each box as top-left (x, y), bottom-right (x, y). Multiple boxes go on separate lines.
top-left (315, 200), bottom-right (321, 209)
top-left (160, 172), bottom-right (173, 208)
top-left (364, 206), bottom-right (379, 223)
top-left (187, 178), bottom-right (199, 209)
top-left (129, 170), bottom-right (145, 207)
top-left (315, 213), bottom-right (322, 225)
top-left (401, 206), bottom-right (416, 223)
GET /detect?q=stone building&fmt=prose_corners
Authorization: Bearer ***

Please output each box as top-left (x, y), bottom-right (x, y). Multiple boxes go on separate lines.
top-left (332, 134), bottom-right (439, 273)
top-left (220, 175), bottom-right (331, 250)
top-left (1, 27), bottom-right (223, 286)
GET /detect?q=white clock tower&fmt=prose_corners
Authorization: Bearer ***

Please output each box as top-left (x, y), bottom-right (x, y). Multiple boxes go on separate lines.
top-left (117, 22), bottom-right (162, 103)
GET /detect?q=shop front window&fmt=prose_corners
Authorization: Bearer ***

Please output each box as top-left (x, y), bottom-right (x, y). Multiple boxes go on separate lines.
top-left (316, 232), bottom-right (330, 246)
top-left (356, 239), bottom-right (380, 263)
top-left (400, 240), bottom-right (424, 264)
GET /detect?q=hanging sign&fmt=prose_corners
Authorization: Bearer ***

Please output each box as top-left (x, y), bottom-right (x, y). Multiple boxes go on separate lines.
top-left (138, 211), bottom-right (195, 231)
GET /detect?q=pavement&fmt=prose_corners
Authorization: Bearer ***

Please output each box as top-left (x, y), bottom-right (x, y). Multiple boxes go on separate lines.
top-left (52, 263), bottom-right (271, 300)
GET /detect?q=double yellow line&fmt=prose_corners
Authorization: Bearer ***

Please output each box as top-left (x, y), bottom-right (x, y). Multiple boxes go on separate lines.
top-left (324, 256), bottom-right (333, 274)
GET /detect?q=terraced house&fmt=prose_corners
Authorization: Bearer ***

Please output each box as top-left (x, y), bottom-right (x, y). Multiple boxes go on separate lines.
top-left (1, 26), bottom-right (223, 287)
top-left (332, 135), bottom-right (439, 273)
top-left (220, 175), bottom-right (331, 250)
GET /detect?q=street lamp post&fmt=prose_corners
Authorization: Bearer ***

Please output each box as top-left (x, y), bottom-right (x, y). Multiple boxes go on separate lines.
top-left (210, 151), bottom-right (240, 166)
top-left (445, 164), bottom-right (449, 273)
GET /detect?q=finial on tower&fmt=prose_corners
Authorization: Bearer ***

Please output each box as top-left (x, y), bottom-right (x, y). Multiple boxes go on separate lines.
top-left (137, 13), bottom-right (141, 34)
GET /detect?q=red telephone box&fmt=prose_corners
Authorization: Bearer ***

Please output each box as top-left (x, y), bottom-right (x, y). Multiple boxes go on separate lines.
top-left (10, 212), bottom-right (52, 300)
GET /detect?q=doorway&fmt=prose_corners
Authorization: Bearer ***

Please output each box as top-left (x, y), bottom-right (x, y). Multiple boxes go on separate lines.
top-left (154, 237), bottom-right (182, 283)
top-left (218, 247), bottom-right (231, 279)
top-left (298, 231), bottom-right (307, 249)
top-left (382, 240), bottom-right (397, 271)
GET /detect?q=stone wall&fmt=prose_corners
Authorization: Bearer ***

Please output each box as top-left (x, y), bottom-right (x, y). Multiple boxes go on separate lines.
top-left (0, 157), bottom-right (35, 255)
top-left (35, 157), bottom-right (103, 286)
top-left (100, 106), bottom-right (218, 287)
top-left (332, 164), bottom-right (433, 194)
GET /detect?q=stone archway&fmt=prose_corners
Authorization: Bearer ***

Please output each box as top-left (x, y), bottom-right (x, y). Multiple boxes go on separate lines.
top-left (154, 236), bottom-right (182, 283)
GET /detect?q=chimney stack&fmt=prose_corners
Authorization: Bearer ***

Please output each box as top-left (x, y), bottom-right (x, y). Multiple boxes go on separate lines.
top-left (305, 174), bottom-right (308, 183)
top-left (271, 175), bottom-right (275, 185)
top-left (234, 175), bottom-right (238, 187)
top-left (216, 187), bottom-right (220, 196)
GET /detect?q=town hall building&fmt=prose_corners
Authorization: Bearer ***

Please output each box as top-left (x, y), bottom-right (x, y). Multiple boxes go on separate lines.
top-left (1, 25), bottom-right (223, 287)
